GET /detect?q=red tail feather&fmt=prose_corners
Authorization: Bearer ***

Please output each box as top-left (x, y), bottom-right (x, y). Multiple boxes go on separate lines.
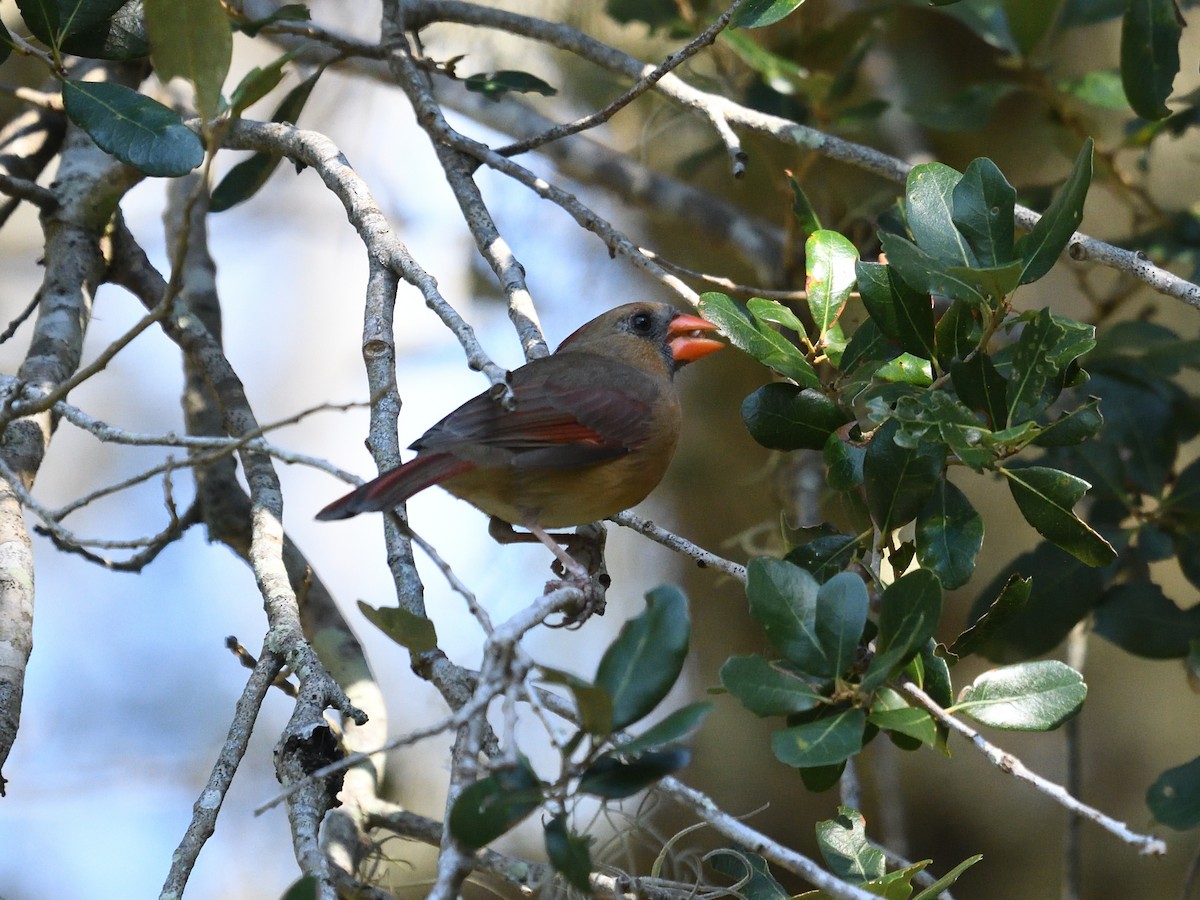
top-left (316, 454), bottom-right (475, 520)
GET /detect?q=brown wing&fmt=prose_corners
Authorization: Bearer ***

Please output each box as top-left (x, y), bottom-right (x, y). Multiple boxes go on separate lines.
top-left (410, 352), bottom-right (659, 469)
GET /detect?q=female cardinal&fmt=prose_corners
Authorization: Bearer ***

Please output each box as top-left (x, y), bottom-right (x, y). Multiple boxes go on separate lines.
top-left (316, 302), bottom-right (722, 573)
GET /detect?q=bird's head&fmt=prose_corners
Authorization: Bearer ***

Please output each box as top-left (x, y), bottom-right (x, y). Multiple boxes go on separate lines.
top-left (556, 302), bottom-right (723, 375)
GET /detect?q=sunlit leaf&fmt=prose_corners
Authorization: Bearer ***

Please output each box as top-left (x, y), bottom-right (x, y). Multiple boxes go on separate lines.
top-left (1015, 138), bottom-right (1093, 284)
top-left (1002, 466), bottom-right (1116, 566)
top-left (815, 807), bottom-right (886, 883)
top-left (955, 660), bottom-right (1086, 730)
top-left (805, 229), bottom-right (859, 338)
top-left (772, 708), bottom-right (866, 767)
top-left (144, 0), bottom-right (232, 118)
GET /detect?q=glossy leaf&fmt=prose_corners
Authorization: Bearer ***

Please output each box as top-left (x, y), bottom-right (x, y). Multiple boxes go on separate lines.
top-left (595, 586), bottom-right (690, 730)
top-left (741, 383), bottom-right (849, 451)
top-left (951, 351), bottom-right (1008, 428)
top-left (15, 0), bottom-right (59, 45)
top-left (805, 229), bottom-right (859, 338)
top-left (823, 433), bottom-right (865, 492)
top-left (732, 0), bottom-right (807, 28)
top-left (799, 761), bottom-right (846, 792)
top-left (862, 569), bottom-right (943, 692)
top-left (746, 559), bottom-right (868, 678)
top-left (904, 162), bottom-right (976, 268)
top-left (1148, 756), bottom-right (1200, 830)
top-left (448, 760), bottom-right (542, 849)
top-left (863, 419), bottom-right (947, 533)
top-left (786, 532), bottom-right (863, 582)
top-left (1007, 308), bottom-right (1068, 422)
top-left (1093, 582), bottom-right (1200, 658)
top-left (544, 816), bottom-right (593, 892)
top-left (944, 260), bottom-right (1023, 303)
top-left (874, 353), bottom-right (932, 386)
top-left (1121, 0), bottom-right (1182, 120)
top-left (698, 292), bottom-right (819, 387)
top-left (357, 601), bottom-right (438, 654)
top-left (747, 297), bottom-right (806, 333)
top-left (950, 573), bottom-right (1031, 660)
top-left (61, 80), bottom-right (204, 177)
top-left (1015, 138), bottom-right (1093, 284)
top-left (577, 748), bottom-right (689, 798)
top-left (955, 660), bottom-right (1086, 731)
top-left (915, 479), bottom-right (984, 589)
top-left (879, 232), bottom-right (986, 307)
top-left (771, 708), bottom-right (866, 768)
top-left (1031, 397), bottom-right (1103, 447)
top-left (1002, 466), bottom-right (1116, 566)
top-left (868, 687), bottom-right (937, 746)
top-left (720, 655), bottom-right (828, 717)
top-left (950, 158), bottom-right (1017, 266)
top-left (144, 0), bottom-right (232, 118)
top-left (856, 261), bottom-right (937, 360)
top-left (616, 702), bottom-right (712, 755)
top-left (815, 807), bottom-right (886, 883)
top-left (59, 0), bottom-right (148, 60)
top-left (935, 299), bottom-right (983, 362)
top-left (464, 70), bottom-right (557, 101)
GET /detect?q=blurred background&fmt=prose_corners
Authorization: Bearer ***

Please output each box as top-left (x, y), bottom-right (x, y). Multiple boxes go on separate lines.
top-left (1, 1), bottom-right (1199, 897)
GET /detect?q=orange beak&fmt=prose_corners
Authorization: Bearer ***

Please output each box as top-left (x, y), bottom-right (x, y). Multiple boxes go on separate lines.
top-left (668, 313), bottom-right (723, 363)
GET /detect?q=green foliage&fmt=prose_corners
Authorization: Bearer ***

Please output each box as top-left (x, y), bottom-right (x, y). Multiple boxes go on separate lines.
top-left (953, 660), bottom-right (1086, 730)
top-left (463, 70), bottom-right (557, 101)
top-left (357, 601), bottom-right (438, 654)
top-left (448, 758), bottom-right (543, 850)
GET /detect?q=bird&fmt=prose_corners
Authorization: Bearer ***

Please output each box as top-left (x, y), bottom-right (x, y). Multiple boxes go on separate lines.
top-left (316, 301), bottom-right (722, 577)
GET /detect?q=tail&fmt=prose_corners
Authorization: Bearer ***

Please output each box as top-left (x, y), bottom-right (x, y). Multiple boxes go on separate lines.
top-left (316, 453), bottom-right (475, 520)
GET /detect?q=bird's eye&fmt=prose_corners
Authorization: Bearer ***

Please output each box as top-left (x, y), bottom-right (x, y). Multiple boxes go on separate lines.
top-left (629, 311), bottom-right (653, 334)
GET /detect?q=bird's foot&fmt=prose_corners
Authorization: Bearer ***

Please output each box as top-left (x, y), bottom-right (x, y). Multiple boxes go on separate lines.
top-left (543, 570), bottom-right (609, 627)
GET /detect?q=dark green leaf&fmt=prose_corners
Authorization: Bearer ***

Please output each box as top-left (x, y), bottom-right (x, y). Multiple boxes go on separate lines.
top-left (815, 807), bottom-right (886, 883)
top-left (805, 229), bottom-right (859, 339)
top-left (868, 687), bottom-right (937, 746)
top-left (967, 543), bottom-right (1105, 662)
top-left (577, 748), bottom-right (689, 798)
top-left (544, 816), bottom-right (593, 892)
top-left (856, 261), bottom-right (937, 360)
top-left (863, 419), bottom-right (947, 533)
top-left (772, 708), bottom-right (866, 767)
top-left (935, 299), bottom-right (983, 363)
top-left (464, 70), bottom-right (557, 101)
top-left (823, 432), bottom-right (866, 492)
top-left (747, 297), bottom-right (806, 333)
top-left (721, 655), bottom-right (828, 717)
top-left (1007, 308), bottom-right (1068, 422)
top-left (1093, 582), bottom-right (1200, 658)
top-left (1148, 756), bottom-right (1200, 830)
top-left (944, 260), bottom-right (1023, 302)
top-left (799, 761), bottom-right (846, 792)
top-left (904, 162), bottom-right (975, 268)
top-left (449, 760), bottom-right (542, 849)
top-left (950, 573), bottom-right (1031, 660)
top-left (144, 0), bottom-right (232, 119)
top-left (732, 0), bottom-right (808, 29)
top-left (955, 660), bottom-right (1086, 730)
top-left (1004, 0), bottom-right (1065, 55)
top-left (357, 601), bottom-right (438, 653)
top-left (1121, 0), bottom-right (1182, 120)
top-left (59, 0), bottom-right (148, 60)
top-left (915, 479), bottom-right (984, 589)
top-left (1002, 466), bottom-right (1116, 566)
top-left (61, 80), bottom-right (204, 177)
top-left (741, 383), bottom-right (849, 451)
top-left (211, 65), bottom-right (324, 212)
top-left (951, 351), bottom-right (1008, 428)
top-left (789, 172), bottom-right (822, 237)
top-left (281, 875), bottom-right (318, 900)
top-left (698, 292), bottom-right (819, 387)
top-left (1032, 397), bottom-right (1103, 447)
top-left (1015, 138), bottom-right (1093, 284)
top-left (879, 232), bottom-right (986, 307)
top-left (863, 569), bottom-right (943, 692)
top-left (786, 532), bottom-right (863, 581)
top-left (840, 318), bottom-right (893, 374)
top-left (0, 17), bottom-right (10, 65)
top-left (16, 0), bottom-right (59, 46)
top-left (746, 559), bottom-right (868, 677)
top-left (616, 702), bottom-right (712, 755)
top-left (595, 586), bottom-right (690, 730)
top-left (709, 851), bottom-right (790, 900)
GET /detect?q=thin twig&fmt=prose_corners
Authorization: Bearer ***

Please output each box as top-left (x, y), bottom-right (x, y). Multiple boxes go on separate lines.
top-left (899, 680), bottom-right (1167, 856)
top-left (613, 511), bottom-right (747, 581)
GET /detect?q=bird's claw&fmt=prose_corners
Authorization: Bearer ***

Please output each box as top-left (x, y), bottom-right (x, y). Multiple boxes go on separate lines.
top-left (544, 570), bottom-right (609, 627)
